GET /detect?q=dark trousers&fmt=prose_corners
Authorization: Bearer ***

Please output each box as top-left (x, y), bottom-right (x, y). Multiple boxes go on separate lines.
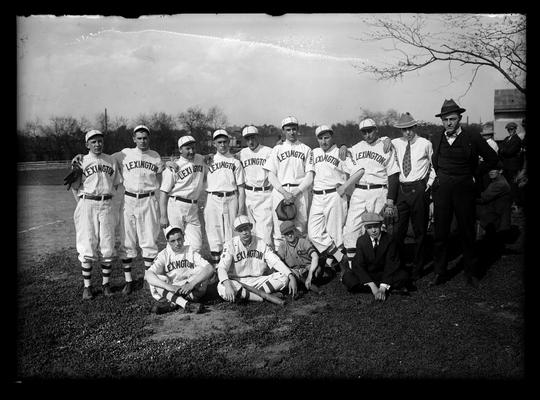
top-left (432, 174), bottom-right (478, 277)
top-left (503, 169), bottom-right (520, 206)
top-left (342, 268), bottom-right (409, 293)
top-left (393, 180), bottom-right (429, 278)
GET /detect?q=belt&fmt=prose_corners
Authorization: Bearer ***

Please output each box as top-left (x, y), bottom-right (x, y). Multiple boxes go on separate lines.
top-left (209, 191), bottom-right (236, 197)
top-left (400, 180), bottom-right (425, 186)
top-left (245, 185), bottom-right (272, 192)
top-left (80, 194), bottom-right (112, 201)
top-left (172, 196), bottom-right (197, 204)
top-left (355, 184), bottom-right (387, 190)
top-left (313, 188), bottom-right (337, 195)
top-left (125, 191), bottom-right (155, 199)
top-left (282, 183), bottom-right (299, 188)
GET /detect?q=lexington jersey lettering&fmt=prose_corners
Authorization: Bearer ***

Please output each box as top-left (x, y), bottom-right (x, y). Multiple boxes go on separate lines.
top-left (264, 140), bottom-right (314, 185)
top-left (311, 145), bottom-right (349, 190)
top-left (206, 152), bottom-right (245, 192)
top-left (78, 152), bottom-right (121, 196)
top-left (149, 244), bottom-right (209, 285)
top-left (344, 139), bottom-right (400, 185)
top-left (160, 154), bottom-right (206, 199)
top-left (113, 147), bottom-right (163, 193)
top-left (239, 145), bottom-right (273, 187)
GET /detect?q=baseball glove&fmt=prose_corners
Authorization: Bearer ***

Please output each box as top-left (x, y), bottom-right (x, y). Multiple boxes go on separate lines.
top-left (275, 199), bottom-right (297, 221)
top-left (63, 166), bottom-right (83, 190)
top-left (380, 203), bottom-right (399, 227)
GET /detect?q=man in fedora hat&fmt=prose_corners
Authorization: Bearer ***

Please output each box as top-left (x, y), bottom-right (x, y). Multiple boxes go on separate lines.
top-left (430, 99), bottom-right (499, 288)
top-left (391, 112), bottom-right (436, 283)
top-left (341, 212), bottom-right (411, 301)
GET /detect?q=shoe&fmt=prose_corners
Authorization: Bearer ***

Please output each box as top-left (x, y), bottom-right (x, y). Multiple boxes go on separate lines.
top-left (82, 287), bottom-right (93, 300)
top-left (184, 301), bottom-right (204, 314)
top-left (102, 283), bottom-right (113, 297)
top-left (465, 274), bottom-right (479, 289)
top-left (428, 273), bottom-right (447, 287)
top-left (122, 281), bottom-right (133, 295)
top-left (151, 301), bottom-right (179, 315)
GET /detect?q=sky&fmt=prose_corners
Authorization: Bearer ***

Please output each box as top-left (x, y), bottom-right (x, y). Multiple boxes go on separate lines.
top-left (16, 13), bottom-right (522, 130)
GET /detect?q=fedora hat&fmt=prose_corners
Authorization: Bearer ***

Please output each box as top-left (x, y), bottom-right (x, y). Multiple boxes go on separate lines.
top-left (435, 99), bottom-right (466, 118)
top-left (394, 112), bottom-right (418, 129)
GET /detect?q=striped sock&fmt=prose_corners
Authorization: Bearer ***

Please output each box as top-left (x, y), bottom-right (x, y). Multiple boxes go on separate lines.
top-left (159, 288), bottom-right (188, 308)
top-left (122, 259), bottom-right (133, 282)
top-left (101, 263), bottom-right (111, 285)
top-left (210, 251), bottom-right (221, 265)
top-left (81, 262), bottom-right (92, 287)
top-left (237, 286), bottom-right (263, 302)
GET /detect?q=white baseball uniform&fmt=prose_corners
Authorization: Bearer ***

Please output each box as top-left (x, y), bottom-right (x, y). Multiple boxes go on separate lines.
top-left (160, 154), bottom-right (206, 250)
top-left (307, 145), bottom-right (349, 259)
top-left (74, 152), bottom-right (122, 264)
top-left (148, 243), bottom-right (212, 302)
top-left (113, 147), bottom-right (163, 265)
top-left (263, 140), bottom-right (314, 247)
top-left (204, 151), bottom-right (245, 258)
top-left (343, 139), bottom-right (400, 256)
top-left (216, 235), bottom-right (292, 301)
top-left (238, 144), bottom-right (273, 246)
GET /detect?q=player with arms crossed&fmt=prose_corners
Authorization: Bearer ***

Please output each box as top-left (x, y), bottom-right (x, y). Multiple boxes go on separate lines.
top-left (217, 216), bottom-right (298, 303)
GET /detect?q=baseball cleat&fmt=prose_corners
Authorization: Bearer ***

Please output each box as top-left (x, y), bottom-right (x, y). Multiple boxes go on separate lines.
top-left (102, 283), bottom-right (113, 297)
top-left (82, 287), bottom-right (93, 300)
top-left (151, 301), bottom-right (179, 315)
top-left (121, 281), bottom-right (133, 295)
top-left (184, 301), bottom-right (204, 314)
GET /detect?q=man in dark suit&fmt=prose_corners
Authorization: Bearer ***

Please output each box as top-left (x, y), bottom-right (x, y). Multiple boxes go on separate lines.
top-left (430, 99), bottom-right (499, 288)
top-left (498, 121), bottom-right (523, 208)
top-left (341, 212), bottom-right (411, 301)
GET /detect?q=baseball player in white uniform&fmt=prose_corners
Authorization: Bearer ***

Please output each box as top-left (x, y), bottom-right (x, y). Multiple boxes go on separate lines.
top-left (264, 116), bottom-right (314, 249)
top-left (71, 130), bottom-right (122, 300)
top-left (159, 135), bottom-right (207, 252)
top-left (112, 125), bottom-right (164, 295)
top-left (237, 125), bottom-right (274, 246)
top-left (204, 129), bottom-right (246, 265)
top-left (342, 118), bottom-right (400, 268)
top-left (307, 125), bottom-right (366, 273)
top-left (217, 215), bottom-right (298, 302)
top-left (145, 225), bottom-right (214, 314)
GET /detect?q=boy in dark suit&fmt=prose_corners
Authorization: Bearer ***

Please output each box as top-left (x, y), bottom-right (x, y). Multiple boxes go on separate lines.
top-left (341, 212), bottom-right (411, 301)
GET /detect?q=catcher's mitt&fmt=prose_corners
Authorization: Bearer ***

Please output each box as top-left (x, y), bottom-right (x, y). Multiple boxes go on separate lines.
top-left (63, 166), bottom-right (83, 190)
top-left (275, 199), bottom-right (297, 221)
top-left (379, 203), bottom-right (399, 228)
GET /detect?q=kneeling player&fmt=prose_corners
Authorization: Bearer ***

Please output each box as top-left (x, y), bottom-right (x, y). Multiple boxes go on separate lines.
top-left (217, 215), bottom-right (298, 302)
top-left (145, 226), bottom-right (215, 314)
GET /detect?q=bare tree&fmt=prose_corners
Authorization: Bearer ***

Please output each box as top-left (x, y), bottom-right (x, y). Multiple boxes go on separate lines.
top-left (206, 106), bottom-right (228, 131)
top-left (356, 14), bottom-right (526, 94)
top-left (359, 108), bottom-right (400, 126)
top-left (49, 116), bottom-right (81, 136)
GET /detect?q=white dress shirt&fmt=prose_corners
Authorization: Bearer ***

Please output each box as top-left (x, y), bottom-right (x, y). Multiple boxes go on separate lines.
top-left (391, 135), bottom-right (436, 186)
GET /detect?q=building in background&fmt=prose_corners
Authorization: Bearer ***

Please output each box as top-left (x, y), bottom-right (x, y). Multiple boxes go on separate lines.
top-left (494, 89), bottom-right (526, 142)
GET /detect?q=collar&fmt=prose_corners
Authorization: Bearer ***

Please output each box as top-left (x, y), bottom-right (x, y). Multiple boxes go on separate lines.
top-left (445, 126), bottom-right (462, 138)
top-left (370, 234), bottom-right (381, 244)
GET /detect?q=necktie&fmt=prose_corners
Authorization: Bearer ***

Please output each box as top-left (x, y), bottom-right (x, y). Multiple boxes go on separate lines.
top-left (402, 141), bottom-right (412, 177)
top-left (373, 238), bottom-right (379, 252)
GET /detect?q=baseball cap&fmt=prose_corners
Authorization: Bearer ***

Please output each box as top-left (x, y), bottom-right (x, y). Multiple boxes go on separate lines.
top-left (360, 212), bottom-right (384, 225)
top-left (134, 125), bottom-right (150, 134)
top-left (234, 215), bottom-right (253, 231)
top-left (280, 220), bottom-right (297, 235)
top-left (242, 125), bottom-right (259, 137)
top-left (315, 125), bottom-right (333, 136)
top-left (85, 129), bottom-right (104, 142)
top-left (178, 135), bottom-right (196, 148)
top-left (213, 129), bottom-right (230, 140)
top-left (164, 225), bottom-right (183, 239)
top-left (281, 116), bottom-right (299, 129)
top-left (359, 118), bottom-right (377, 131)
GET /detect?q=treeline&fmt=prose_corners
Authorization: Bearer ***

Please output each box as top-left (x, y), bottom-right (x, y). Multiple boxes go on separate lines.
top-left (17, 106), bottom-right (482, 162)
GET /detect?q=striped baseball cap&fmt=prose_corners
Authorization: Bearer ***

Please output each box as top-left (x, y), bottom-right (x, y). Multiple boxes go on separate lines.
top-left (178, 135), bottom-right (196, 148)
top-left (213, 129), bottom-right (230, 140)
top-left (85, 129), bottom-right (104, 142)
top-left (242, 125), bottom-right (259, 137)
top-left (281, 116), bottom-right (299, 129)
top-left (134, 125), bottom-right (150, 134)
top-left (315, 125), bottom-right (333, 136)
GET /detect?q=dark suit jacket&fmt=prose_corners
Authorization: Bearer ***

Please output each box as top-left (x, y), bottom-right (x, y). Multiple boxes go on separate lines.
top-left (431, 127), bottom-right (500, 176)
top-left (498, 134), bottom-right (523, 171)
top-left (351, 231), bottom-right (400, 285)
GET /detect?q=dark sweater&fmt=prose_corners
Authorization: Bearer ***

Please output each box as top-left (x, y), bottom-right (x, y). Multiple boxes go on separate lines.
top-left (437, 134), bottom-right (471, 176)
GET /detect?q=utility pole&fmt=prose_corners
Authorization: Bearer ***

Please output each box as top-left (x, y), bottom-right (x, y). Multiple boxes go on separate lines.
top-left (104, 108), bottom-right (108, 134)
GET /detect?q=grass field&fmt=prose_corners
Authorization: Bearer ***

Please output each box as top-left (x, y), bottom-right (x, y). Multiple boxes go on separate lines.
top-left (15, 169), bottom-right (529, 381)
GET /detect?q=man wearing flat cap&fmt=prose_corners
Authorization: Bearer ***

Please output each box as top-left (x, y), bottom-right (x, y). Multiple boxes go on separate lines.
top-left (430, 99), bottom-right (499, 288)
top-left (498, 121), bottom-right (523, 209)
top-left (391, 112), bottom-right (436, 283)
top-left (341, 212), bottom-right (411, 301)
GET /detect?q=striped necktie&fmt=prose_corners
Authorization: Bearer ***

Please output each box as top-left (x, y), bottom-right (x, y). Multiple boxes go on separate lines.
top-left (402, 141), bottom-right (412, 177)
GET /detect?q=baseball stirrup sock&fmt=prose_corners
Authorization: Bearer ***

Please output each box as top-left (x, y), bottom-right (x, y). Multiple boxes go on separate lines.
top-left (81, 263), bottom-right (92, 287)
top-left (122, 259), bottom-right (133, 282)
top-left (143, 257), bottom-right (154, 270)
top-left (101, 264), bottom-right (111, 285)
top-left (160, 288), bottom-right (188, 308)
top-left (237, 287), bottom-right (263, 302)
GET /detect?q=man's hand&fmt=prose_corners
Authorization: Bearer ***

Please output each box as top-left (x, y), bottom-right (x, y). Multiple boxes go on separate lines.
top-left (71, 154), bottom-right (84, 169)
top-left (382, 137), bottom-right (393, 153)
top-left (160, 215), bottom-right (169, 229)
top-left (375, 287), bottom-right (387, 301)
top-left (282, 190), bottom-right (295, 203)
top-left (175, 281), bottom-right (195, 296)
top-left (290, 187), bottom-right (302, 198)
top-left (336, 184), bottom-right (346, 197)
top-left (304, 272), bottom-right (313, 290)
top-left (204, 154), bottom-right (214, 166)
top-left (166, 160), bottom-right (179, 173)
top-left (222, 280), bottom-right (237, 302)
top-left (287, 274), bottom-right (298, 297)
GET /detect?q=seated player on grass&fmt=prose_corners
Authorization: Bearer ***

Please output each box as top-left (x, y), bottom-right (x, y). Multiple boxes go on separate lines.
top-left (145, 225), bottom-right (215, 315)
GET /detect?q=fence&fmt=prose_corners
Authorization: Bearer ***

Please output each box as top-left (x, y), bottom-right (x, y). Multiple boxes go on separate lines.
top-left (17, 157), bottom-right (174, 171)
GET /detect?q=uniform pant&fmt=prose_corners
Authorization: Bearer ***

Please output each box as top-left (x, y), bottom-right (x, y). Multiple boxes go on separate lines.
top-left (343, 187), bottom-right (388, 252)
top-left (217, 272), bottom-right (289, 301)
top-left (308, 191), bottom-right (347, 254)
top-left (204, 192), bottom-right (238, 253)
top-left (167, 197), bottom-right (203, 251)
top-left (245, 189), bottom-right (273, 246)
top-left (432, 174), bottom-right (478, 277)
top-left (74, 197), bottom-right (116, 263)
top-left (393, 181), bottom-right (429, 279)
top-left (271, 188), bottom-right (309, 248)
top-left (118, 194), bottom-right (160, 262)
top-left (149, 274), bottom-right (209, 302)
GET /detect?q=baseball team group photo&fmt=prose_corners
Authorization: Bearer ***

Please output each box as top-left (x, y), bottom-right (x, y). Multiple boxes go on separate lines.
top-left (15, 14), bottom-right (527, 381)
